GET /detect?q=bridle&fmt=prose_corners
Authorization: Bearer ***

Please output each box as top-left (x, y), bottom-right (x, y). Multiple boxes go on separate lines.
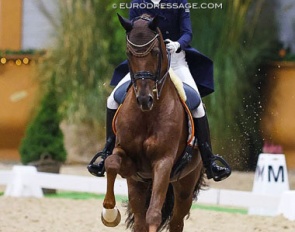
top-left (126, 17), bottom-right (171, 100)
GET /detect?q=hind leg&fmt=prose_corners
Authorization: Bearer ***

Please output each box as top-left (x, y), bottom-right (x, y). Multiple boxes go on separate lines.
top-left (170, 168), bottom-right (202, 232)
top-left (126, 178), bottom-right (149, 232)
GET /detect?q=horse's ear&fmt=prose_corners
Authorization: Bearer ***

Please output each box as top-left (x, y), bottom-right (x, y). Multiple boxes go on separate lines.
top-left (117, 13), bottom-right (132, 32)
top-left (148, 15), bottom-right (159, 31)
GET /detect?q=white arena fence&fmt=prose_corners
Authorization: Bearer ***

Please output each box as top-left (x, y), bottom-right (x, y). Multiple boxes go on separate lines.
top-left (0, 164), bottom-right (294, 221)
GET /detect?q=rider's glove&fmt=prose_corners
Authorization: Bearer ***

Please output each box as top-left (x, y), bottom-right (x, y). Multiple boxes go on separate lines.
top-left (165, 39), bottom-right (180, 54)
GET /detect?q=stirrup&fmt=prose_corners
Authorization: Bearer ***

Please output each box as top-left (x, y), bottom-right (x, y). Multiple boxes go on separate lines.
top-left (206, 155), bottom-right (231, 182)
top-left (87, 151), bottom-right (107, 177)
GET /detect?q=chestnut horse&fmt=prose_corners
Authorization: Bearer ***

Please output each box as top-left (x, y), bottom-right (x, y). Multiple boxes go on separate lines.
top-left (101, 14), bottom-right (205, 232)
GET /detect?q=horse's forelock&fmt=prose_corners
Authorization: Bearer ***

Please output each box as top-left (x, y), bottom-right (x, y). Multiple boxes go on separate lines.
top-left (129, 18), bottom-right (156, 46)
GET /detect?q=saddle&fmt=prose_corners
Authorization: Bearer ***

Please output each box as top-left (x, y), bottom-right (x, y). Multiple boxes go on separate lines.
top-left (114, 74), bottom-right (201, 111)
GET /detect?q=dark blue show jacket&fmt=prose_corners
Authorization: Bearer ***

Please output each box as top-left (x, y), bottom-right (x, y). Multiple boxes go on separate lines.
top-left (111, 0), bottom-right (214, 97)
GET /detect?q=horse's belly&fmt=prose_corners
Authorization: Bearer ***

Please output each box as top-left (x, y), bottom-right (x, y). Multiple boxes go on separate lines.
top-left (131, 172), bottom-right (153, 182)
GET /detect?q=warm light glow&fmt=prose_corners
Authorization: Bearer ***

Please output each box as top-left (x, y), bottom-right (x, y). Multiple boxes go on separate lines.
top-left (0, 57), bottom-right (33, 65)
top-left (0, 57), bottom-right (7, 64)
top-left (23, 57), bottom-right (29, 64)
top-left (15, 59), bottom-right (22, 65)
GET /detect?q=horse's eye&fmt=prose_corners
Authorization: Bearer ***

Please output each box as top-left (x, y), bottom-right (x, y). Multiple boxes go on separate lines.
top-left (126, 50), bottom-right (132, 57)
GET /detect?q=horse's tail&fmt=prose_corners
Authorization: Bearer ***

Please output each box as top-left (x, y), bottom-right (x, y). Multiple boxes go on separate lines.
top-left (125, 182), bottom-right (174, 231)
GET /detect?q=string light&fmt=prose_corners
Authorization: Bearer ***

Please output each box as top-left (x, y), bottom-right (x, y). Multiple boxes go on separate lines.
top-left (0, 50), bottom-right (45, 66)
top-left (23, 57), bottom-right (29, 64)
top-left (15, 59), bottom-right (22, 65)
top-left (0, 57), bottom-right (7, 64)
top-left (0, 57), bottom-right (31, 65)
top-left (0, 49), bottom-right (46, 67)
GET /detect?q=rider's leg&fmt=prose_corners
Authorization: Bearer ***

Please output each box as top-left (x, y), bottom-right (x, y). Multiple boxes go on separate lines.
top-left (172, 51), bottom-right (231, 181)
top-left (88, 74), bottom-right (131, 177)
top-left (192, 106), bottom-right (231, 181)
top-left (87, 107), bottom-right (116, 177)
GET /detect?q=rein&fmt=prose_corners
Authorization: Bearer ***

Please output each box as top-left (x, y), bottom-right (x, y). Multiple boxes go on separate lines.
top-left (126, 27), bottom-right (171, 100)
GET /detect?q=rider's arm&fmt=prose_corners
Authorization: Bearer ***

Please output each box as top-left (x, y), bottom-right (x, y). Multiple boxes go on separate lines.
top-left (177, 0), bottom-right (193, 50)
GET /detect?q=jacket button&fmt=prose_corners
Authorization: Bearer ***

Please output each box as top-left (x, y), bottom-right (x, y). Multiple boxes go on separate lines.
top-left (166, 31), bottom-right (169, 34)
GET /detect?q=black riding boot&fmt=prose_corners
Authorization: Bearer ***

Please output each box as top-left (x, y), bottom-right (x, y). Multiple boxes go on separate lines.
top-left (194, 115), bottom-right (231, 181)
top-left (87, 108), bottom-right (116, 177)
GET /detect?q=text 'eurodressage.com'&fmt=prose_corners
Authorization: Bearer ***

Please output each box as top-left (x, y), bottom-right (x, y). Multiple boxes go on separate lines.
top-left (112, 2), bottom-right (223, 10)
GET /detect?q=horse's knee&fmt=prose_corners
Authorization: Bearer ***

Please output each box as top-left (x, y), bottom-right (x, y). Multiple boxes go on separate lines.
top-left (106, 147), bottom-right (136, 177)
top-left (146, 208), bottom-right (161, 227)
top-left (105, 155), bottom-right (122, 173)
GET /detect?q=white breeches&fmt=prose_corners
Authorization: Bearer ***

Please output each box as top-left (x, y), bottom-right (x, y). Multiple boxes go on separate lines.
top-left (107, 51), bottom-right (205, 118)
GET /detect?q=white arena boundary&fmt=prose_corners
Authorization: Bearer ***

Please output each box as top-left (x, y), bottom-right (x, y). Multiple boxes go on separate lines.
top-left (0, 165), bottom-right (294, 220)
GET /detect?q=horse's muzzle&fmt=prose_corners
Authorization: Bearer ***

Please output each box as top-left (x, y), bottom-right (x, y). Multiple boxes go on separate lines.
top-left (136, 94), bottom-right (154, 111)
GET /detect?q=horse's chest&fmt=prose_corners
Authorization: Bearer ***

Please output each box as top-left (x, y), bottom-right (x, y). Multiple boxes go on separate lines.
top-left (116, 111), bottom-right (160, 139)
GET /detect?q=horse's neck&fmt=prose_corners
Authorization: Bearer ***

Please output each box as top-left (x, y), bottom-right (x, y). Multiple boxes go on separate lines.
top-left (149, 76), bottom-right (181, 115)
top-left (159, 75), bottom-right (178, 101)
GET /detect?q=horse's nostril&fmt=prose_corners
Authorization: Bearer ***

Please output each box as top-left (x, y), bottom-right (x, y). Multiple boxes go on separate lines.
top-left (148, 95), bottom-right (153, 104)
top-left (136, 97), bottom-right (141, 105)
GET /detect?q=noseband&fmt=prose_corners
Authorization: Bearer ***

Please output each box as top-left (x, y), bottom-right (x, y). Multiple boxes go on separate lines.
top-left (126, 18), bottom-right (171, 99)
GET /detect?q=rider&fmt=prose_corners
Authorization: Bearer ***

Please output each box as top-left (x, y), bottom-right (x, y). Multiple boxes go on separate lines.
top-left (88, 0), bottom-right (231, 181)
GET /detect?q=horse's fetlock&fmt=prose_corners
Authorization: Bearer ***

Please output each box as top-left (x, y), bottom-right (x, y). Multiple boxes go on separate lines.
top-left (103, 199), bottom-right (116, 209)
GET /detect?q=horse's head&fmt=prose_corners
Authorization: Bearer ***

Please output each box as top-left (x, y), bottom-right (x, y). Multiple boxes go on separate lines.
top-left (118, 14), bottom-right (170, 111)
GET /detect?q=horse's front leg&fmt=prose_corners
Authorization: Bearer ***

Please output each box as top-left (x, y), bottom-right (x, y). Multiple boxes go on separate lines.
top-left (147, 158), bottom-right (174, 232)
top-left (101, 147), bottom-right (125, 227)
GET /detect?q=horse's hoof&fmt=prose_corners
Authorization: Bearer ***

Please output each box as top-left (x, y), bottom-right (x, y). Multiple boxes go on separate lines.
top-left (101, 207), bottom-right (121, 227)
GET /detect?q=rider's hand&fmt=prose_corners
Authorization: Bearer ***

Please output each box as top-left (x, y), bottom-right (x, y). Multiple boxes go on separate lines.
top-left (165, 39), bottom-right (180, 54)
